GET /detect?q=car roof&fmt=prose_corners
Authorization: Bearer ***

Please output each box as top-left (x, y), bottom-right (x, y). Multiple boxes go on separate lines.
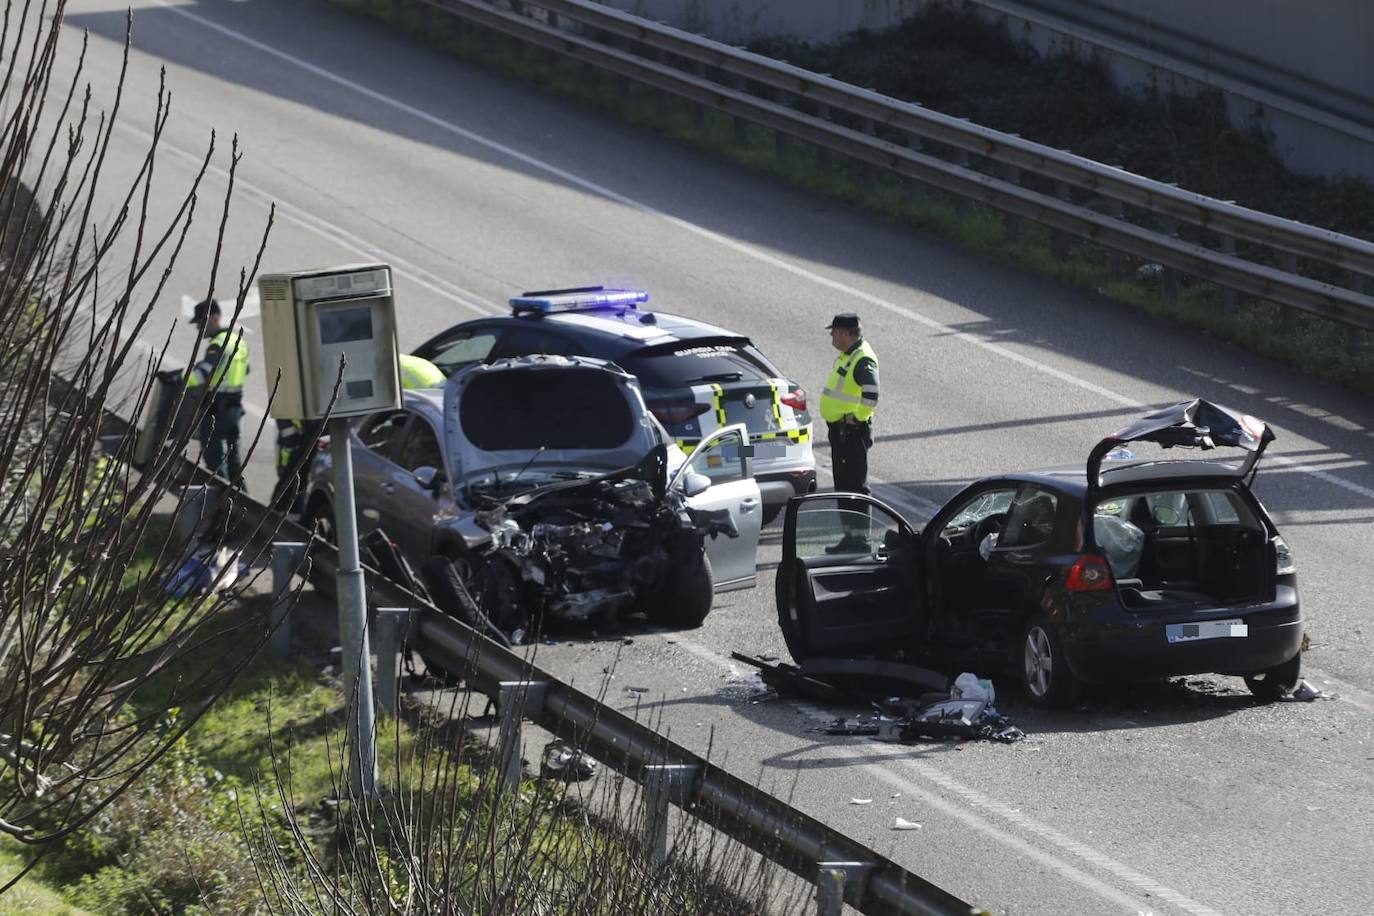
top-left (1002, 459), bottom-right (1251, 499)
top-left (504, 308), bottom-right (746, 355)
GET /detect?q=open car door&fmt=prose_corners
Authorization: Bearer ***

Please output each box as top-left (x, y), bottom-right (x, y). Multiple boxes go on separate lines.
top-left (669, 423), bottom-right (762, 591)
top-left (775, 493), bottom-right (923, 663)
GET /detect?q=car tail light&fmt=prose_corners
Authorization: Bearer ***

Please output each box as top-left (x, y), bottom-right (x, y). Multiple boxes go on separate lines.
top-left (1065, 554), bottom-right (1114, 592)
top-left (647, 399), bottom-right (709, 426)
top-left (1274, 535), bottom-right (1296, 575)
top-left (780, 387), bottom-right (807, 412)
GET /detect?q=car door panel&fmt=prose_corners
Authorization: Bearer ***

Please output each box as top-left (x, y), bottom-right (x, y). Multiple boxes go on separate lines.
top-left (386, 414), bottom-right (448, 563)
top-left (778, 493), bottom-right (921, 660)
top-left (350, 410), bottom-right (410, 539)
top-left (670, 423), bottom-right (762, 590)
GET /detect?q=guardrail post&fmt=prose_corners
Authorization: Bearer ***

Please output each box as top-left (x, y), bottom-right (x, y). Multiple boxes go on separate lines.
top-left (495, 681), bottom-right (547, 796)
top-left (731, 75), bottom-right (748, 146)
top-left (1106, 198), bottom-right (1128, 277)
top-left (269, 542), bottom-right (306, 661)
top-left (642, 764), bottom-right (700, 867)
top-left (1160, 217), bottom-right (1181, 303)
top-left (773, 89), bottom-right (791, 160)
top-left (1348, 272), bottom-right (1371, 358)
top-left (173, 484), bottom-right (212, 542)
top-left (816, 103), bottom-right (833, 175)
top-left (1278, 252), bottom-right (1301, 336)
top-left (816, 862), bottom-right (874, 916)
top-left (373, 607), bottom-right (415, 717)
top-left (1052, 180), bottom-right (1071, 258)
top-left (1002, 163), bottom-right (1022, 242)
top-left (1218, 234), bottom-right (1239, 314)
top-left (951, 148), bottom-right (971, 215)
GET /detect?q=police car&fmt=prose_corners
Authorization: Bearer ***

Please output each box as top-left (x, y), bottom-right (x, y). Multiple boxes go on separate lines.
top-left (411, 287), bottom-right (816, 522)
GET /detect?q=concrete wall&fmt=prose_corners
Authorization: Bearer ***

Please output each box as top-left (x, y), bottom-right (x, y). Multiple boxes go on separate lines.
top-left (596, 0), bottom-right (1374, 181)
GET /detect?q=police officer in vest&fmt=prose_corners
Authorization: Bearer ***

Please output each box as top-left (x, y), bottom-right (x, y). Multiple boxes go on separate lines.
top-left (819, 313), bottom-right (879, 553)
top-left (186, 299), bottom-right (250, 487)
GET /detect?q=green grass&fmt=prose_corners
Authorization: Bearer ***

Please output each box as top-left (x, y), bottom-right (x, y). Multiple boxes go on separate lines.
top-left (329, 0), bottom-right (1374, 398)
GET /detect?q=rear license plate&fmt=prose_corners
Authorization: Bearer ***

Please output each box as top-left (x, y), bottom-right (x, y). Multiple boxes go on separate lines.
top-left (752, 439), bottom-right (791, 458)
top-left (1166, 619), bottom-right (1247, 644)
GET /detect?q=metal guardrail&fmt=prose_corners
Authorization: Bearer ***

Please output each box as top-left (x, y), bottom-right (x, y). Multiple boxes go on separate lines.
top-left (405, 0), bottom-right (1374, 332)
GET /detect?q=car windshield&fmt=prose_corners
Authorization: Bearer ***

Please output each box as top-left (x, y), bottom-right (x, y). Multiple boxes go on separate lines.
top-left (459, 369), bottom-right (635, 451)
top-left (618, 339), bottom-right (776, 387)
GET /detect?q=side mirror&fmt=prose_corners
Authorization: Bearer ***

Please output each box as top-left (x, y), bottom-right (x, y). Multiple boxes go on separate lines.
top-left (682, 471), bottom-right (711, 498)
top-left (413, 466), bottom-right (440, 491)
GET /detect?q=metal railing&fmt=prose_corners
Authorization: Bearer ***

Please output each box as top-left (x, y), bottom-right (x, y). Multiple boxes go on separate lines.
top-left (399, 0), bottom-right (1374, 332)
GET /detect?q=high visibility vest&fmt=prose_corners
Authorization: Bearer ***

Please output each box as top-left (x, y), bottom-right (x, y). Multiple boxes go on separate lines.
top-left (819, 339), bottom-right (879, 424)
top-left (399, 353), bottom-right (445, 390)
top-left (276, 419), bottom-right (303, 470)
top-left (186, 329), bottom-right (249, 392)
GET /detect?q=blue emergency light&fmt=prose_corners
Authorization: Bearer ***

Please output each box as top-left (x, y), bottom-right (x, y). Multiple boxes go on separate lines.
top-left (510, 286), bottom-right (649, 315)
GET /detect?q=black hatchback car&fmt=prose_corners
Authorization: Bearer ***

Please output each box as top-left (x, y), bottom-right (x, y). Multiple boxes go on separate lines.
top-left (775, 400), bottom-right (1303, 707)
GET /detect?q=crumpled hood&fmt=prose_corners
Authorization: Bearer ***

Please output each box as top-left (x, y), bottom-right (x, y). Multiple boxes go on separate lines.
top-left (443, 355), bottom-right (664, 491)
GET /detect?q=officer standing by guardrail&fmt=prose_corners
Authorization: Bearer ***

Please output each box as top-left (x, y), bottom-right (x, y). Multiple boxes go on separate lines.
top-left (186, 299), bottom-right (250, 488)
top-left (819, 312), bottom-right (879, 553)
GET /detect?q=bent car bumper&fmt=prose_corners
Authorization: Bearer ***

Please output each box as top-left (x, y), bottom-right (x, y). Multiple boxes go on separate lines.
top-left (1063, 586), bottom-right (1302, 683)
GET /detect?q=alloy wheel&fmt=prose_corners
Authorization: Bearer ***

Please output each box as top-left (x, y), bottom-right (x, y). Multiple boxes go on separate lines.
top-left (1024, 625), bottom-right (1054, 699)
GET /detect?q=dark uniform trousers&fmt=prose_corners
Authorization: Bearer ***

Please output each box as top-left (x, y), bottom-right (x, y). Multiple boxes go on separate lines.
top-left (828, 419), bottom-right (873, 538)
top-left (201, 392), bottom-right (244, 487)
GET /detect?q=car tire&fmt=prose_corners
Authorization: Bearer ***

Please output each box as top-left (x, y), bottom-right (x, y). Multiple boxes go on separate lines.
top-left (1022, 614), bottom-right (1081, 708)
top-left (1244, 649), bottom-right (1301, 703)
top-left (648, 548), bottom-right (713, 628)
top-left (305, 498), bottom-right (336, 599)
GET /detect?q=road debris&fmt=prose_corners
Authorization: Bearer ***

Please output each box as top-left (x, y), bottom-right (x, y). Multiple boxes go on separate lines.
top-left (540, 740), bottom-right (598, 781)
top-left (893, 818), bottom-right (922, 830)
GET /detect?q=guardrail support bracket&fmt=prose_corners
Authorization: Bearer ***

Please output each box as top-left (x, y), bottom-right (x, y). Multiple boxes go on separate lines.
top-left (815, 861), bottom-right (874, 916)
top-left (374, 607), bottom-right (418, 716)
top-left (642, 764), bottom-right (701, 867)
top-left (269, 542), bottom-right (307, 660)
top-left (496, 680), bottom-right (548, 795)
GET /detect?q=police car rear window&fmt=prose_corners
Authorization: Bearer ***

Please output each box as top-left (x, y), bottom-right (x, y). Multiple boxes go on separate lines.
top-left (460, 369), bottom-right (635, 451)
top-left (619, 339), bottom-right (774, 387)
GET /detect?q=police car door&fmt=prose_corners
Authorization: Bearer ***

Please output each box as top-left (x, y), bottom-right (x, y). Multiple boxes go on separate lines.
top-left (669, 424), bottom-right (761, 590)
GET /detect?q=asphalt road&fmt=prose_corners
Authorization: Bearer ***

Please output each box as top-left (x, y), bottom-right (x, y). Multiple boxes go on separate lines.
top-left (50, 2), bottom-right (1374, 913)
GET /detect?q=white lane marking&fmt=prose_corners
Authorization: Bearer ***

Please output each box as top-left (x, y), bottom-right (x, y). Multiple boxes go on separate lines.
top-left (677, 637), bottom-right (1218, 914)
top-left (149, 0), bottom-right (1374, 506)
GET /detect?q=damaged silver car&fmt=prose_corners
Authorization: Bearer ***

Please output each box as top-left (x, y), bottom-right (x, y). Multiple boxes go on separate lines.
top-left (307, 355), bottom-right (762, 643)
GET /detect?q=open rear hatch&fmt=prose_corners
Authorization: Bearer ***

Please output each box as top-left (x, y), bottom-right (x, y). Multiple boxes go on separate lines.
top-left (1087, 398), bottom-right (1274, 495)
top-left (1087, 399), bottom-right (1279, 613)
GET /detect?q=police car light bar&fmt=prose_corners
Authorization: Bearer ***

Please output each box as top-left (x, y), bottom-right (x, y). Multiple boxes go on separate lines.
top-left (510, 286), bottom-right (649, 315)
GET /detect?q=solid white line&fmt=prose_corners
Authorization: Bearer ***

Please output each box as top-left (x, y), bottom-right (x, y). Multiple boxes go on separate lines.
top-left (149, 0), bottom-right (1374, 506)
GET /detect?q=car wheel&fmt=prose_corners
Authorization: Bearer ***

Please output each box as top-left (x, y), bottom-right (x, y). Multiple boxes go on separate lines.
top-left (1244, 650), bottom-right (1301, 703)
top-left (1022, 614), bottom-right (1081, 708)
top-left (305, 498), bottom-right (336, 598)
top-left (648, 548), bottom-right (713, 628)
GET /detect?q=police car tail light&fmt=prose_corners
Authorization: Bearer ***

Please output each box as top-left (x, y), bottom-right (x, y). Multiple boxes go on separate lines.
top-left (780, 387), bottom-right (807, 411)
top-left (647, 399), bottom-right (709, 426)
top-left (509, 286), bottom-right (649, 315)
top-left (1065, 554), bottom-right (1114, 592)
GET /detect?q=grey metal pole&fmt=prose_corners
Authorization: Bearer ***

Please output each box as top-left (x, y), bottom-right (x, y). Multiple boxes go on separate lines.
top-left (373, 607), bottom-right (413, 718)
top-left (174, 484), bottom-right (211, 542)
top-left (815, 862), bottom-right (873, 916)
top-left (270, 542), bottom-right (307, 661)
top-left (495, 681), bottom-right (547, 797)
top-left (329, 417), bottom-right (378, 799)
top-left (642, 764), bottom-right (700, 867)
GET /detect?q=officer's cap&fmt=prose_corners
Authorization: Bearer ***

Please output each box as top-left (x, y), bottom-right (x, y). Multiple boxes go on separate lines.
top-left (190, 299), bottom-right (221, 326)
top-left (825, 312), bottom-right (860, 330)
